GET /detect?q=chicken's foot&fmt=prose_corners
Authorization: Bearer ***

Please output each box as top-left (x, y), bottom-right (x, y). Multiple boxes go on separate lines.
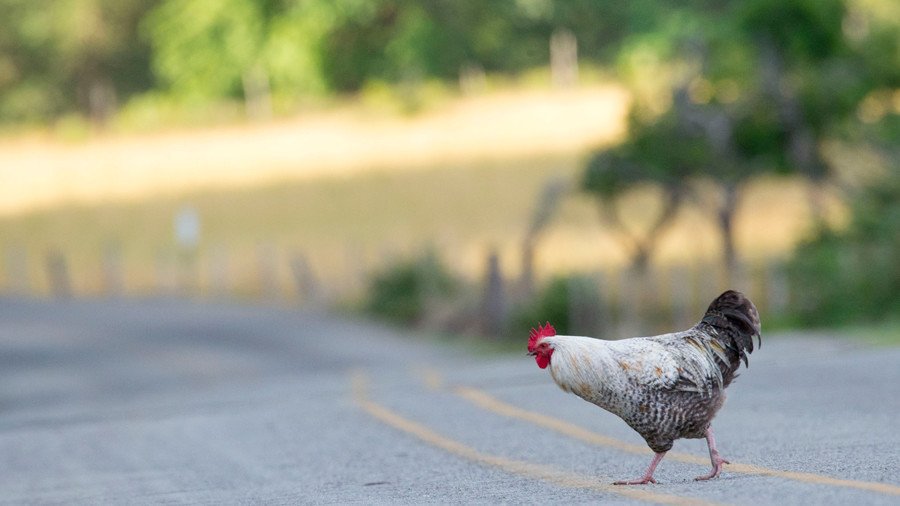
top-left (613, 451), bottom-right (665, 485)
top-left (695, 426), bottom-right (729, 481)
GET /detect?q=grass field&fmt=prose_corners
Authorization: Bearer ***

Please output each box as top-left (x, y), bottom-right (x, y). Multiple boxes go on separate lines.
top-left (0, 86), bottom-right (628, 215)
top-left (0, 84), bottom-right (843, 297)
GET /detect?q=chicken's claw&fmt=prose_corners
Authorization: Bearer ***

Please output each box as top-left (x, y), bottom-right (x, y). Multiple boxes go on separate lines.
top-left (694, 456), bottom-right (729, 481)
top-left (695, 426), bottom-right (729, 481)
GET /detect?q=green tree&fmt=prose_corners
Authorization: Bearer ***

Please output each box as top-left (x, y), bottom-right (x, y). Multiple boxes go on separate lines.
top-left (583, 0), bottom-right (897, 274)
top-left (145, 0), bottom-right (384, 112)
top-left (0, 0), bottom-right (159, 126)
top-left (788, 173), bottom-right (900, 325)
top-left (145, 0), bottom-right (268, 100)
top-left (582, 111), bottom-right (700, 272)
top-left (0, 0), bottom-right (61, 122)
top-left (315, 0), bottom-right (673, 92)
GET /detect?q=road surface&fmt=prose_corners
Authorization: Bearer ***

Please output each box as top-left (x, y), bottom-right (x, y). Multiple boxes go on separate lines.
top-left (1, 297), bottom-right (898, 505)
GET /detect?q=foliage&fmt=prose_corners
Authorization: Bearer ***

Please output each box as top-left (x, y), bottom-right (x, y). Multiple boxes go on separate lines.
top-left (0, 0), bottom-right (682, 124)
top-left (581, 111), bottom-right (697, 270)
top-left (143, 0), bottom-right (367, 99)
top-left (0, 0), bottom-right (161, 123)
top-left (510, 274), bottom-right (603, 337)
top-left (145, 0), bottom-right (267, 99)
top-left (582, 0), bottom-right (898, 272)
top-left (788, 174), bottom-right (900, 326)
top-left (0, 0), bottom-right (896, 137)
top-left (583, 110), bottom-right (708, 197)
top-left (363, 252), bottom-right (459, 325)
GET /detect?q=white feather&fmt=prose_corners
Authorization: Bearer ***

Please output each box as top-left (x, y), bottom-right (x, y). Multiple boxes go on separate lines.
top-left (543, 330), bottom-right (726, 416)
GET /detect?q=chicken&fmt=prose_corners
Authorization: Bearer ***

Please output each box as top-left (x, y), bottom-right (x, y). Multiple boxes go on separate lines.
top-left (527, 290), bottom-right (760, 484)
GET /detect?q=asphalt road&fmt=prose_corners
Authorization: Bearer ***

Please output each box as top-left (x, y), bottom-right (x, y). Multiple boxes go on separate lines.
top-left (1, 297), bottom-right (898, 505)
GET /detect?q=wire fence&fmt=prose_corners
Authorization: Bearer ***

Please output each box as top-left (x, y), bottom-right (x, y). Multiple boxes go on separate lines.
top-left (0, 244), bottom-right (790, 338)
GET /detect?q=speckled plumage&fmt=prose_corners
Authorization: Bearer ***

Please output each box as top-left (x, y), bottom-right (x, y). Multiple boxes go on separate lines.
top-left (530, 290), bottom-right (761, 482)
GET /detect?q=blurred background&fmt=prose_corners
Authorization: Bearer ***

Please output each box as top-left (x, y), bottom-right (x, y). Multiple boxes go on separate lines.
top-left (0, 0), bottom-right (897, 340)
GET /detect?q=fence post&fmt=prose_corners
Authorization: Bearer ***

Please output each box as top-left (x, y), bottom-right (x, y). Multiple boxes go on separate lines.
top-left (290, 252), bottom-right (322, 307)
top-left (693, 261), bottom-right (719, 316)
top-left (208, 246), bottom-right (230, 298)
top-left (595, 270), bottom-right (614, 338)
top-left (766, 261), bottom-right (790, 320)
top-left (156, 251), bottom-right (178, 295)
top-left (568, 273), bottom-right (603, 336)
top-left (615, 267), bottom-right (641, 338)
top-left (638, 266), bottom-right (661, 334)
top-left (45, 250), bottom-right (71, 298)
top-left (177, 249), bottom-right (199, 295)
top-left (257, 243), bottom-right (280, 300)
top-left (3, 246), bottom-right (30, 295)
top-left (480, 250), bottom-right (506, 338)
top-left (342, 244), bottom-right (370, 299)
top-left (669, 264), bottom-right (693, 330)
top-left (102, 244), bottom-right (124, 296)
top-left (518, 239), bottom-right (536, 302)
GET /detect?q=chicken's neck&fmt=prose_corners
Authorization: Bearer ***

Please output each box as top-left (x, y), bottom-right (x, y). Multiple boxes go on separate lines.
top-left (545, 335), bottom-right (620, 404)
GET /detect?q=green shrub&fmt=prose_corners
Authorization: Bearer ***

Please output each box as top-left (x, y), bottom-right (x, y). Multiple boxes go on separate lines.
top-left (364, 252), bottom-right (459, 325)
top-left (510, 274), bottom-right (604, 337)
top-left (788, 177), bottom-right (900, 326)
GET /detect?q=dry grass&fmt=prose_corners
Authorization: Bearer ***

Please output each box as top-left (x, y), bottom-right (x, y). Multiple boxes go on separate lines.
top-left (0, 85), bottom-right (629, 216)
top-left (0, 84), bottom-right (840, 297)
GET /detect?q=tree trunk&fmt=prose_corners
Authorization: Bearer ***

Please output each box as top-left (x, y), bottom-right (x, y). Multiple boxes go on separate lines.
top-left (600, 188), bottom-right (683, 276)
top-left (481, 250), bottom-right (506, 338)
top-left (459, 62), bottom-right (486, 95)
top-left (718, 183), bottom-right (740, 283)
top-left (77, 60), bottom-right (116, 129)
top-left (87, 77), bottom-right (116, 129)
top-left (519, 238), bottom-right (536, 300)
top-left (243, 63), bottom-right (272, 121)
top-left (550, 28), bottom-right (578, 89)
top-left (806, 178), bottom-right (828, 225)
top-left (630, 243), bottom-right (651, 274)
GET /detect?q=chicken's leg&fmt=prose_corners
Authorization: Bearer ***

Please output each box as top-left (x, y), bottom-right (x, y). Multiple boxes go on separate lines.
top-left (695, 426), bottom-right (729, 481)
top-left (613, 452), bottom-right (665, 485)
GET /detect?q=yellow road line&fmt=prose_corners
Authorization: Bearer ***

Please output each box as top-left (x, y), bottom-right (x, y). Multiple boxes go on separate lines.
top-left (456, 386), bottom-right (704, 463)
top-left (413, 365), bottom-right (445, 390)
top-left (351, 371), bottom-right (723, 506)
top-left (452, 385), bottom-right (900, 497)
top-left (416, 367), bottom-right (661, 457)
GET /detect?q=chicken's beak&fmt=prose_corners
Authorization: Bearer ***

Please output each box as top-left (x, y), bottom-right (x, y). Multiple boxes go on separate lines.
top-left (526, 350), bottom-right (536, 356)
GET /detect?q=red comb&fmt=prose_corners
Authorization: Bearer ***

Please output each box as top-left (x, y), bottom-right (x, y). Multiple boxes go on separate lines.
top-left (528, 322), bottom-right (556, 352)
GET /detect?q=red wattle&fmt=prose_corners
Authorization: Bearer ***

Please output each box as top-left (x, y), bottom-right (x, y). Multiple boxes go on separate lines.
top-left (535, 354), bottom-right (550, 369)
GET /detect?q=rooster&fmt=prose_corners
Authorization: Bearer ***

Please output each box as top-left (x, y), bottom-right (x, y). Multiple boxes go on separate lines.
top-left (527, 290), bottom-right (760, 484)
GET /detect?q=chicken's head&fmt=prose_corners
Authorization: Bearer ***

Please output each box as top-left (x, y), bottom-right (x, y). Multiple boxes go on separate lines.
top-left (527, 322), bottom-right (556, 369)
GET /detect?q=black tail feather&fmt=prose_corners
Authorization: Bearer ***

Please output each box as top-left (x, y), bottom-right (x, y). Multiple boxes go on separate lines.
top-left (700, 290), bottom-right (761, 369)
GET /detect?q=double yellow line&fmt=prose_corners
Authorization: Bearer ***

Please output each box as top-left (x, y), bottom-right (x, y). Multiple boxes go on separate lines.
top-left (453, 385), bottom-right (900, 497)
top-left (352, 371), bottom-right (722, 505)
top-left (354, 367), bottom-right (900, 502)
